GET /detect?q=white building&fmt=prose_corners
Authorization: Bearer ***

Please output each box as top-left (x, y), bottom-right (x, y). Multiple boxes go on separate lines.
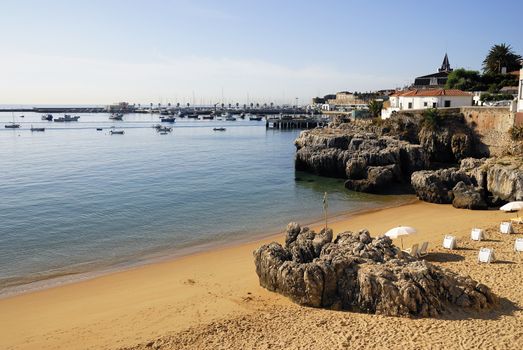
top-left (382, 89), bottom-right (473, 119)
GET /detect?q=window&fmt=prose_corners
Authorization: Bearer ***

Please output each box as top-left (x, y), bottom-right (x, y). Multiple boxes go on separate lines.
top-left (432, 102), bottom-right (437, 108)
top-left (444, 100), bottom-right (451, 107)
top-left (423, 102), bottom-right (428, 107)
top-left (408, 102), bottom-right (412, 109)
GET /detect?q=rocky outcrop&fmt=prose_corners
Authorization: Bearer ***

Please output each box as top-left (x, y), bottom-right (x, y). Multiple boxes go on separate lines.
top-left (418, 126), bottom-right (474, 163)
top-left (411, 156), bottom-right (523, 206)
top-left (452, 181), bottom-right (488, 210)
top-left (486, 161), bottom-right (523, 201)
top-left (410, 168), bottom-right (471, 204)
top-left (295, 116), bottom-right (522, 208)
top-left (254, 223), bottom-right (497, 318)
top-left (295, 129), bottom-right (429, 193)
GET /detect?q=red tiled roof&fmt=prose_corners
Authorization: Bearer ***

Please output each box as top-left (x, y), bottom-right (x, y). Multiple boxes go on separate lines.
top-left (390, 89), bottom-right (472, 97)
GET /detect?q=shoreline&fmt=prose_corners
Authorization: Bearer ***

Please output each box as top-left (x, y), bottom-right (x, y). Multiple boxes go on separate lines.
top-left (0, 200), bottom-right (518, 350)
top-left (0, 195), bottom-right (416, 299)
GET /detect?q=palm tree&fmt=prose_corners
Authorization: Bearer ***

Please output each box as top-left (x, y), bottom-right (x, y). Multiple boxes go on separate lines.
top-left (367, 100), bottom-right (383, 118)
top-left (483, 43), bottom-right (522, 74)
top-left (186, 103), bottom-right (190, 107)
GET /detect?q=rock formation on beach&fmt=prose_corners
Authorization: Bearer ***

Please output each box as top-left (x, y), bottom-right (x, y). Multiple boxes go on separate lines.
top-left (254, 222), bottom-right (497, 318)
top-left (295, 112), bottom-right (523, 208)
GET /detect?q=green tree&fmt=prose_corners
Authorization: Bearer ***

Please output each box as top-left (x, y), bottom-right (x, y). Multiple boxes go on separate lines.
top-left (445, 69), bottom-right (484, 91)
top-left (367, 99), bottom-right (383, 118)
top-left (482, 43), bottom-right (522, 74)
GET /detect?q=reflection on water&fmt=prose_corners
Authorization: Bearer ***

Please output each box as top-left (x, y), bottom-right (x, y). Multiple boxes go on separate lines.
top-left (0, 112), bottom-right (413, 293)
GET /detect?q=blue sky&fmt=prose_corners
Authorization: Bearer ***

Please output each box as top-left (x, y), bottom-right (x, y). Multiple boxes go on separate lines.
top-left (0, 0), bottom-right (521, 105)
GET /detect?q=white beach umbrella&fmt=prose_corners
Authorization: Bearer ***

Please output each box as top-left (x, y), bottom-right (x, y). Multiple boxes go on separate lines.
top-left (499, 201), bottom-right (523, 212)
top-left (384, 226), bottom-right (417, 249)
top-left (500, 201), bottom-right (523, 221)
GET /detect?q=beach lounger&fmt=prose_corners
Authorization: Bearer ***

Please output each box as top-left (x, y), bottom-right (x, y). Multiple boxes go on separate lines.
top-left (515, 238), bottom-right (523, 252)
top-left (403, 243), bottom-right (418, 257)
top-left (470, 228), bottom-right (484, 241)
top-left (418, 242), bottom-right (429, 258)
top-left (443, 235), bottom-right (457, 249)
top-left (500, 222), bottom-right (514, 234)
top-left (511, 217), bottom-right (523, 224)
top-left (478, 248), bottom-right (495, 263)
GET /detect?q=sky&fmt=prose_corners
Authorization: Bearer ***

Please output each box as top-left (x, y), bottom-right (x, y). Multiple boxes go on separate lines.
top-left (0, 0), bottom-right (522, 105)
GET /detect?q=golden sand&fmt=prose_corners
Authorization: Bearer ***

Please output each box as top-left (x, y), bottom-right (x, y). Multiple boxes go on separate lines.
top-left (1, 201), bottom-right (522, 350)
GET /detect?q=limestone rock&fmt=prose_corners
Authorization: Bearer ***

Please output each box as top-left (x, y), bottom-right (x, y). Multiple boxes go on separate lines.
top-left (410, 168), bottom-right (471, 204)
top-left (452, 181), bottom-right (488, 210)
top-left (254, 223), bottom-right (497, 318)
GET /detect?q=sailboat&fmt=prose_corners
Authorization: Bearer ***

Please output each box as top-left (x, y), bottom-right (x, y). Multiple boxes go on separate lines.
top-left (5, 112), bottom-right (21, 128)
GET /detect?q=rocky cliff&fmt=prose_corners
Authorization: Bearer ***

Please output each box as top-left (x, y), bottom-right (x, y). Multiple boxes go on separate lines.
top-left (295, 114), bottom-right (522, 208)
top-left (254, 223), bottom-right (497, 317)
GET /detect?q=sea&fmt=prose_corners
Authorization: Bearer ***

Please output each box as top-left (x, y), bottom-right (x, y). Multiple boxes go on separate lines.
top-left (0, 109), bottom-right (412, 297)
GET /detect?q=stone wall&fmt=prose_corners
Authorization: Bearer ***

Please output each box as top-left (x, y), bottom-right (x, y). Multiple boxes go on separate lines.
top-left (459, 107), bottom-right (516, 156)
top-left (397, 107), bottom-right (517, 157)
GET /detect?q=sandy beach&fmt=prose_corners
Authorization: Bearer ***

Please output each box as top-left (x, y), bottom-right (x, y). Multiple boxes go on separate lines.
top-left (1, 200), bottom-right (522, 350)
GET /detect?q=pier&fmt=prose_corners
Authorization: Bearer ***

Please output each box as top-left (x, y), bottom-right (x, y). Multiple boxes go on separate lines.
top-left (265, 115), bottom-right (326, 129)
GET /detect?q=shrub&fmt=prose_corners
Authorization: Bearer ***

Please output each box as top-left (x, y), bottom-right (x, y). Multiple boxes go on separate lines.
top-left (509, 126), bottom-right (523, 141)
top-left (421, 108), bottom-right (442, 130)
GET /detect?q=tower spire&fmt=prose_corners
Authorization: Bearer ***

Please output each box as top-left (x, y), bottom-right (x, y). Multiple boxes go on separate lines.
top-left (439, 53), bottom-right (452, 73)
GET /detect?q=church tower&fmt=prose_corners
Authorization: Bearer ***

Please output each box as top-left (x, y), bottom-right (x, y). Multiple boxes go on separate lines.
top-left (439, 53), bottom-right (452, 73)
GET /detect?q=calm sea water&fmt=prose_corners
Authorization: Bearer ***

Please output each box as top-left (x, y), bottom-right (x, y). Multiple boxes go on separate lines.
top-left (0, 111), bottom-right (411, 295)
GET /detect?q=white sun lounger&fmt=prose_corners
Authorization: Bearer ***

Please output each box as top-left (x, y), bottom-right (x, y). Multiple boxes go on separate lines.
top-left (443, 235), bottom-right (456, 249)
top-left (471, 228), bottom-right (484, 241)
top-left (515, 238), bottom-right (523, 252)
top-left (500, 222), bottom-right (514, 234)
top-left (418, 241), bottom-right (429, 258)
top-left (403, 243), bottom-right (419, 257)
top-left (478, 248), bottom-right (495, 263)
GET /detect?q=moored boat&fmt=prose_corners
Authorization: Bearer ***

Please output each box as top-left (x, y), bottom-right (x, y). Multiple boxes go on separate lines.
top-left (41, 114), bottom-right (53, 121)
top-left (213, 127), bottom-right (226, 131)
top-left (153, 124), bottom-right (173, 132)
top-left (4, 123), bottom-right (21, 129)
top-left (30, 125), bottom-right (45, 132)
top-left (109, 113), bottom-right (123, 120)
top-left (54, 115), bottom-right (80, 122)
top-left (110, 130), bottom-right (125, 135)
top-left (160, 116), bottom-right (176, 123)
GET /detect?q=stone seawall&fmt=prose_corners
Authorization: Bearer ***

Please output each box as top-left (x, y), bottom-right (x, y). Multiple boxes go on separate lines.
top-left (397, 107), bottom-right (518, 157)
top-left (460, 107), bottom-right (516, 156)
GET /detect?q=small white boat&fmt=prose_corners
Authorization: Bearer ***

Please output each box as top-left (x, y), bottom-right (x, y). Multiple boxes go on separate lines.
top-left (109, 113), bottom-right (123, 120)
